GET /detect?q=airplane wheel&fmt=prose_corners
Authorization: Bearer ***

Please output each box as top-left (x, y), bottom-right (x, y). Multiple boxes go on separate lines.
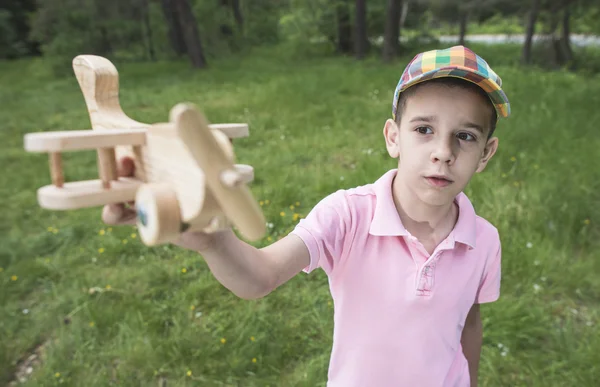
top-left (135, 183), bottom-right (181, 246)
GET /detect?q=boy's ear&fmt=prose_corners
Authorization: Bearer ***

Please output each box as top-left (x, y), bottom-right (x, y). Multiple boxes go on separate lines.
top-left (476, 136), bottom-right (499, 173)
top-left (383, 119), bottom-right (400, 158)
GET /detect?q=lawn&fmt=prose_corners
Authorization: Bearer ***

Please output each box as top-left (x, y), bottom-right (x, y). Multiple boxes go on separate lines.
top-left (1, 42), bottom-right (599, 386)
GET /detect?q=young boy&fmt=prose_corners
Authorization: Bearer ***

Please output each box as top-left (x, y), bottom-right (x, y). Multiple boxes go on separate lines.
top-left (103, 45), bottom-right (510, 387)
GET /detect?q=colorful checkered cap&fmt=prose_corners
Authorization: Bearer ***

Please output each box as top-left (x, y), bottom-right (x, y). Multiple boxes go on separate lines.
top-left (391, 45), bottom-right (510, 121)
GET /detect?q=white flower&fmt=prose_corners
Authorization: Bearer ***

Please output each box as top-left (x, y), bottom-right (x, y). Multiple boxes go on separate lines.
top-left (571, 308), bottom-right (578, 315)
top-left (22, 309), bottom-right (29, 314)
top-left (533, 284), bottom-right (541, 293)
top-left (526, 242), bottom-right (533, 248)
top-left (534, 260), bottom-right (540, 266)
top-left (340, 176), bottom-right (345, 181)
top-left (195, 312), bottom-right (203, 319)
top-left (280, 134), bottom-right (285, 140)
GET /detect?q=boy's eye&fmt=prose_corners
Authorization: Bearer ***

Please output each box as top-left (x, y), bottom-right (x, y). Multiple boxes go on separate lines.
top-left (416, 126), bottom-right (433, 134)
top-left (457, 132), bottom-right (476, 141)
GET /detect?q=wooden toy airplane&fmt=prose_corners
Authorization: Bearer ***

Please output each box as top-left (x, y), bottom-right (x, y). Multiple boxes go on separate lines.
top-left (24, 55), bottom-right (266, 246)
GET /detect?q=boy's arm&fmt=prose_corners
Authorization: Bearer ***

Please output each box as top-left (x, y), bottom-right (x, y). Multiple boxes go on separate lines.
top-left (102, 157), bottom-right (311, 300)
top-left (193, 230), bottom-right (310, 299)
top-left (461, 303), bottom-right (482, 387)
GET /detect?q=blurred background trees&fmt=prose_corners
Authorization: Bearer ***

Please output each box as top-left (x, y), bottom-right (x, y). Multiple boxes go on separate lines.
top-left (0, 0), bottom-right (598, 72)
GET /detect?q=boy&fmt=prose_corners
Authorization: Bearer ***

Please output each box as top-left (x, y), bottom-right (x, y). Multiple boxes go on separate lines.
top-left (103, 45), bottom-right (510, 386)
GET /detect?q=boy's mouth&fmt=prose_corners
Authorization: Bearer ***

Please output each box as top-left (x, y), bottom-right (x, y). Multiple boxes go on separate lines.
top-left (424, 175), bottom-right (453, 187)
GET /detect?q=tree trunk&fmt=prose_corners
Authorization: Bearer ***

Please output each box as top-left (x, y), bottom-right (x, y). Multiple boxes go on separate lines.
top-left (355, 0), bottom-right (368, 59)
top-left (141, 0), bottom-right (155, 61)
top-left (336, 0), bottom-right (353, 54)
top-left (458, 10), bottom-right (468, 46)
top-left (400, 0), bottom-right (410, 30)
top-left (549, 13), bottom-right (564, 67)
top-left (160, 0), bottom-right (186, 56)
top-left (172, 0), bottom-right (207, 68)
top-left (231, 0), bottom-right (243, 30)
top-left (560, 4), bottom-right (573, 65)
top-left (383, 0), bottom-right (402, 62)
top-left (521, 0), bottom-right (540, 65)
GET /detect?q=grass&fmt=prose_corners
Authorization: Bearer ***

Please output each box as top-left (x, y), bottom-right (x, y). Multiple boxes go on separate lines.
top-left (1, 42), bottom-right (599, 386)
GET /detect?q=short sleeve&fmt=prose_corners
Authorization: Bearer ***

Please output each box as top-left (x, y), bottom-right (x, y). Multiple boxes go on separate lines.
top-left (289, 190), bottom-right (349, 276)
top-left (475, 237), bottom-right (501, 304)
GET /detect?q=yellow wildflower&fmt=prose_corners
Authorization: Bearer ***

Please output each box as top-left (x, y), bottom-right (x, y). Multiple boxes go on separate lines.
top-left (220, 338), bottom-right (226, 344)
top-left (99, 229), bottom-right (105, 236)
top-left (252, 358), bottom-right (257, 363)
top-left (280, 211), bottom-right (285, 217)
top-left (265, 200), bottom-right (270, 205)
top-left (122, 239), bottom-right (128, 244)
top-left (181, 268), bottom-right (187, 274)
top-left (513, 181), bottom-right (520, 187)
top-left (47, 226), bottom-right (53, 232)
top-left (259, 201), bottom-right (264, 206)
top-left (89, 321), bottom-right (95, 327)
top-left (131, 233), bottom-right (137, 239)
top-left (250, 336), bottom-right (255, 341)
top-left (98, 248), bottom-right (105, 254)
top-left (510, 156), bottom-right (516, 162)
top-left (0, 267), bottom-right (3, 272)
top-left (267, 236), bottom-right (272, 242)
top-left (290, 205), bottom-right (295, 210)
top-left (293, 213), bottom-right (299, 221)
top-left (584, 219), bottom-right (591, 225)
top-left (11, 275), bottom-right (17, 281)
top-left (55, 372), bottom-right (61, 378)
top-left (105, 284), bottom-right (111, 290)
top-left (295, 202), bottom-right (300, 206)
top-left (187, 370), bottom-right (192, 377)
top-left (190, 305), bottom-right (195, 310)
top-left (108, 227), bottom-right (112, 232)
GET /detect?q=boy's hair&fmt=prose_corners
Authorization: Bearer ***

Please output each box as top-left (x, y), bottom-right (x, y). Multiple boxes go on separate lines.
top-left (393, 77), bottom-right (498, 139)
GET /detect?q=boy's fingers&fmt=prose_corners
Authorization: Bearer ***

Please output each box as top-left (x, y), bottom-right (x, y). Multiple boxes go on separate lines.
top-left (117, 156), bottom-right (135, 177)
top-left (102, 203), bottom-right (137, 225)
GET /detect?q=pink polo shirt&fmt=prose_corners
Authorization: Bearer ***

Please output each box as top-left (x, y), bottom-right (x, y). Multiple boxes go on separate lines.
top-left (290, 168), bottom-right (501, 387)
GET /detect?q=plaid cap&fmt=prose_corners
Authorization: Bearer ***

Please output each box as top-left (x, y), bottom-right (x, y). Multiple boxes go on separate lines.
top-left (392, 45), bottom-right (510, 121)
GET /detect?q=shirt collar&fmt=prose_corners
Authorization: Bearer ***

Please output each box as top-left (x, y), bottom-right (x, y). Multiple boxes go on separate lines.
top-left (368, 169), bottom-right (477, 249)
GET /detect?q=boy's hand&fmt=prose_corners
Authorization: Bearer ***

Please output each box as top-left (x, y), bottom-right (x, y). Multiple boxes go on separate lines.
top-left (101, 156), bottom-right (220, 252)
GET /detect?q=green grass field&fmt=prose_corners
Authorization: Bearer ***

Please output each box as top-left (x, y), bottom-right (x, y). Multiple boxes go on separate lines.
top-left (1, 43), bottom-right (600, 386)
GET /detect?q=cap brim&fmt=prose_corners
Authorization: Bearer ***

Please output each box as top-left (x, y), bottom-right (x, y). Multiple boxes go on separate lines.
top-left (396, 65), bottom-right (511, 119)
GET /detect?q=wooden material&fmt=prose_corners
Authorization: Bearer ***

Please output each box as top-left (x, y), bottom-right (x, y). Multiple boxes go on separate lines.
top-left (97, 148), bottom-right (117, 188)
top-left (37, 178), bottom-right (142, 210)
top-left (173, 103), bottom-right (266, 241)
top-left (24, 129), bottom-right (146, 153)
top-left (135, 183), bottom-right (182, 245)
top-left (24, 54), bottom-right (266, 245)
top-left (49, 153), bottom-right (64, 187)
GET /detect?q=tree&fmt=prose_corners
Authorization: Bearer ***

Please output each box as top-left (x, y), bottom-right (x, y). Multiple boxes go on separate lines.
top-left (522, 0), bottom-right (541, 65)
top-left (383, 0), bottom-right (402, 62)
top-left (171, 0), bottom-right (207, 68)
top-left (160, 0), bottom-right (186, 56)
top-left (354, 0), bottom-right (368, 59)
top-left (336, 0), bottom-right (353, 54)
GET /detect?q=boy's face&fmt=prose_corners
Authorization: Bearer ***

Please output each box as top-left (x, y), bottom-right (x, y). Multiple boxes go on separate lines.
top-left (384, 82), bottom-right (499, 206)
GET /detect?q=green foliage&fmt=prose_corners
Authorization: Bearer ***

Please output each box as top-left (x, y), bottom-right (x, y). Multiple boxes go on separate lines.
top-left (1, 43), bottom-right (600, 386)
top-left (0, 9), bottom-right (28, 59)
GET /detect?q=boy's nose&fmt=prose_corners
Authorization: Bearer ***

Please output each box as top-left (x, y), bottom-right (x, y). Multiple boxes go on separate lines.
top-left (430, 140), bottom-right (455, 164)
